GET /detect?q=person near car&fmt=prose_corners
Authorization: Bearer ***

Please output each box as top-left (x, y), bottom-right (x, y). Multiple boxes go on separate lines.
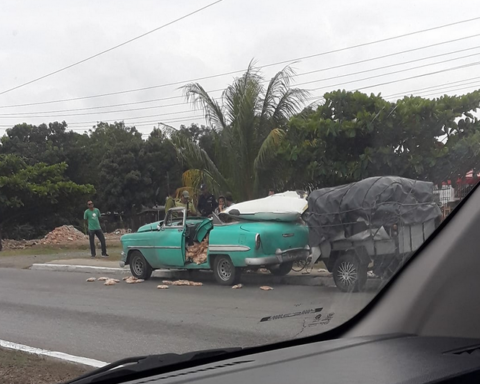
top-left (176, 190), bottom-right (198, 216)
top-left (214, 196), bottom-right (226, 215)
top-left (83, 201), bottom-right (108, 258)
top-left (225, 192), bottom-right (235, 207)
top-left (197, 184), bottom-right (217, 216)
top-left (165, 188), bottom-right (176, 214)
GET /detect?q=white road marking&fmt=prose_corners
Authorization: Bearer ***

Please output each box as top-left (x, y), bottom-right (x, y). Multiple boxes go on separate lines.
top-left (0, 339), bottom-right (107, 368)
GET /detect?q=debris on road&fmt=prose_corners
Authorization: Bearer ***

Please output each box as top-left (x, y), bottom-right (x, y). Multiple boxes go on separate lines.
top-left (2, 239), bottom-right (39, 250)
top-left (135, 279), bottom-right (145, 283)
top-left (186, 235), bottom-right (209, 265)
top-left (232, 284), bottom-right (243, 289)
top-left (122, 276), bottom-right (130, 281)
top-left (260, 286), bottom-right (273, 291)
top-left (157, 285), bottom-right (169, 289)
top-left (162, 280), bottom-right (173, 285)
top-left (86, 277), bottom-right (96, 282)
top-left (125, 276), bottom-right (138, 284)
top-left (171, 280), bottom-right (202, 286)
top-left (104, 279), bottom-right (117, 286)
top-left (97, 277), bottom-right (109, 281)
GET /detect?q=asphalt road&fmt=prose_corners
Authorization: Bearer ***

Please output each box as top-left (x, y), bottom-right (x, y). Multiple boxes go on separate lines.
top-left (0, 269), bottom-right (376, 363)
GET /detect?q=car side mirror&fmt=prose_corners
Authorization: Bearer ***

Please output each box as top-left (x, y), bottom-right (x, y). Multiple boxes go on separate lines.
top-left (157, 224), bottom-right (162, 231)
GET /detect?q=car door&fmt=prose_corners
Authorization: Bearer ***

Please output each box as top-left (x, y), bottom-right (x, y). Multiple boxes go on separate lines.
top-left (154, 208), bottom-right (186, 267)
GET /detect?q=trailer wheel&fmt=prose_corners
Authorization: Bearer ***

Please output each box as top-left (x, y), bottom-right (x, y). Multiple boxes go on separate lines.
top-left (332, 253), bottom-right (367, 292)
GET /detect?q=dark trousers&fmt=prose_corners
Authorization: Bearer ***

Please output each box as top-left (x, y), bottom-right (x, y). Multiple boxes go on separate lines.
top-left (88, 229), bottom-right (107, 256)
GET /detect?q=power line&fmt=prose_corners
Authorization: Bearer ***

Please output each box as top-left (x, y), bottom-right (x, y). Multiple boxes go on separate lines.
top-left (310, 60), bottom-right (480, 92)
top-left (5, 40), bottom-right (480, 117)
top-left (348, 61), bottom-right (480, 93)
top-left (0, 0), bottom-right (223, 96)
top-left (2, 16), bottom-right (480, 108)
top-left (383, 76), bottom-right (480, 98)
top-left (385, 83), bottom-right (480, 100)
top-left (4, 49), bottom-right (480, 120)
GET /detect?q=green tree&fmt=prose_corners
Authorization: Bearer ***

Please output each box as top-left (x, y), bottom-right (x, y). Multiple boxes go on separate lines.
top-left (0, 154), bottom-right (94, 249)
top-left (279, 89), bottom-right (480, 190)
top-left (172, 61), bottom-right (309, 201)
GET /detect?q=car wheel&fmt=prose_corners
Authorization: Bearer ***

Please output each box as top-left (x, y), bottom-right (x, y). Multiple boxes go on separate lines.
top-left (213, 256), bottom-right (241, 285)
top-left (129, 251), bottom-right (153, 280)
top-left (267, 261), bottom-right (294, 276)
top-left (332, 253), bottom-right (367, 292)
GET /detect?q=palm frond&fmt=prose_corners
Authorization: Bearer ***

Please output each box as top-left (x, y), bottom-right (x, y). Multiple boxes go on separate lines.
top-left (271, 87), bottom-right (310, 126)
top-left (171, 134), bottom-right (231, 194)
top-left (253, 128), bottom-right (286, 171)
top-left (182, 83), bottom-right (227, 130)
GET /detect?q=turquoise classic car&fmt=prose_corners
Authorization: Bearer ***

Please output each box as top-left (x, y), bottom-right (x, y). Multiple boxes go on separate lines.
top-left (120, 207), bottom-right (310, 285)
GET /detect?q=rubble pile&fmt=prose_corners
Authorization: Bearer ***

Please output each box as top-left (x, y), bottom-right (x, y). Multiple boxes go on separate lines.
top-left (2, 239), bottom-right (38, 250)
top-left (186, 235), bottom-right (209, 265)
top-left (41, 225), bottom-right (86, 245)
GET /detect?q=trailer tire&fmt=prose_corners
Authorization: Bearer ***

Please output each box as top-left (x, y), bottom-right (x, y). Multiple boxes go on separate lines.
top-left (332, 253), bottom-right (367, 292)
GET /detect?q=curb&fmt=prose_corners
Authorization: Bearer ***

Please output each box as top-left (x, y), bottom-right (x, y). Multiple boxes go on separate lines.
top-left (30, 263), bottom-right (336, 286)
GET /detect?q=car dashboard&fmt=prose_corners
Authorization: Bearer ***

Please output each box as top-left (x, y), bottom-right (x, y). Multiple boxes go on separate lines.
top-left (122, 334), bottom-right (480, 383)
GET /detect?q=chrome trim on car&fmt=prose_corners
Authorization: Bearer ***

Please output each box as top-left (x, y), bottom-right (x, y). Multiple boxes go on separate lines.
top-left (245, 249), bottom-right (309, 265)
top-left (275, 247), bottom-right (308, 255)
top-left (208, 245), bottom-right (251, 252)
top-left (282, 233), bottom-right (295, 238)
top-left (127, 245), bottom-right (181, 249)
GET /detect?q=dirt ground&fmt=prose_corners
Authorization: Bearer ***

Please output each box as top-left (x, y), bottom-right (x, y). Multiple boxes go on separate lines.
top-left (0, 347), bottom-right (91, 384)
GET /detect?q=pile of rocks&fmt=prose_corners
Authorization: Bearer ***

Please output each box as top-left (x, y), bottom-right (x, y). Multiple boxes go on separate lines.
top-left (2, 239), bottom-right (38, 250)
top-left (41, 225), bottom-right (86, 245)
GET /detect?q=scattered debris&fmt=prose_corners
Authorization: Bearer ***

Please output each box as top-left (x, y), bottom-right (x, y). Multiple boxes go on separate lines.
top-left (122, 276), bottom-right (130, 281)
top-left (135, 279), bottom-right (145, 283)
top-left (260, 286), bottom-right (273, 291)
top-left (162, 280), bottom-right (173, 285)
top-left (317, 268), bottom-right (328, 273)
top-left (232, 284), bottom-right (243, 289)
top-left (125, 276), bottom-right (139, 284)
top-left (104, 279), bottom-right (117, 286)
top-left (172, 280), bottom-right (190, 286)
top-left (186, 235), bottom-right (209, 265)
top-left (2, 239), bottom-right (38, 250)
top-left (189, 282), bottom-right (203, 286)
top-left (97, 277), bottom-right (109, 281)
top-left (86, 277), bottom-right (96, 282)
top-left (157, 285), bottom-right (170, 289)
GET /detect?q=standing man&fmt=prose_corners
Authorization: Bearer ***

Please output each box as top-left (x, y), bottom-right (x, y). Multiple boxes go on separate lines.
top-left (176, 190), bottom-right (198, 216)
top-left (165, 188), bottom-right (176, 215)
top-left (225, 192), bottom-right (235, 208)
top-left (197, 184), bottom-right (217, 217)
top-left (84, 201), bottom-right (108, 258)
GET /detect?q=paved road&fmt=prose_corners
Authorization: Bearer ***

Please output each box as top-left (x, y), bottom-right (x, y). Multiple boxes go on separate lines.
top-left (0, 269), bottom-right (376, 363)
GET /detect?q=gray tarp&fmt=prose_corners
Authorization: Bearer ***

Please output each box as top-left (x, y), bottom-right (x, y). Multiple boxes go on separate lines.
top-left (303, 176), bottom-right (442, 246)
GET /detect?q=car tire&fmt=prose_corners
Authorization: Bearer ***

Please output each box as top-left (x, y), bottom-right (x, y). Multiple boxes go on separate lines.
top-left (129, 251), bottom-right (153, 280)
top-left (267, 261), bottom-right (294, 276)
top-left (332, 253), bottom-right (367, 292)
top-left (213, 255), bottom-right (241, 285)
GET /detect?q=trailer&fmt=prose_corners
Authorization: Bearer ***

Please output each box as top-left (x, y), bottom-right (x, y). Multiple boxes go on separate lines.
top-left (303, 176), bottom-right (442, 292)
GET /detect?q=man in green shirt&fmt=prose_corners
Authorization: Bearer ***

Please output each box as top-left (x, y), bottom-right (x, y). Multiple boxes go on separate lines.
top-left (84, 200), bottom-right (108, 258)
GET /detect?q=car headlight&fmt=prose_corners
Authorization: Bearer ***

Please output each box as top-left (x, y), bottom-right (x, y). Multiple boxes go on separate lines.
top-left (255, 234), bottom-right (261, 250)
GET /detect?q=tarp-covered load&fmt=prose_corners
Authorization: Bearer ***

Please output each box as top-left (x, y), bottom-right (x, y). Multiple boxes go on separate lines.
top-left (303, 176), bottom-right (442, 246)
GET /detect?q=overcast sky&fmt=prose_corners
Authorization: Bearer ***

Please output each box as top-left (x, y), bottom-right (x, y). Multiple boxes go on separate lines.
top-left (0, 0), bottom-right (479, 137)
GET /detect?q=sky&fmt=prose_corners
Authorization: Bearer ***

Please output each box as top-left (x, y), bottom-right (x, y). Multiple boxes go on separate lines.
top-left (0, 0), bottom-right (479, 138)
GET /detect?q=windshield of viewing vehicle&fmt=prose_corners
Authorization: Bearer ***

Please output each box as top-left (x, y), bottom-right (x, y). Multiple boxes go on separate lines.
top-left (0, 1), bottom-right (479, 382)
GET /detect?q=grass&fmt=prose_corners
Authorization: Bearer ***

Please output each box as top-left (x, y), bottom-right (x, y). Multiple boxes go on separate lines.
top-left (0, 245), bottom-right (123, 260)
top-left (0, 347), bottom-right (90, 384)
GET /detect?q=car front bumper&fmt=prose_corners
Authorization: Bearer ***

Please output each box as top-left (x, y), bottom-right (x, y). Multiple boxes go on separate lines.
top-left (244, 247), bottom-right (310, 266)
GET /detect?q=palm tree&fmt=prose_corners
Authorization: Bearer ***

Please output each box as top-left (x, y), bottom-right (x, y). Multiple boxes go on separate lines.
top-left (172, 61), bottom-right (309, 201)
